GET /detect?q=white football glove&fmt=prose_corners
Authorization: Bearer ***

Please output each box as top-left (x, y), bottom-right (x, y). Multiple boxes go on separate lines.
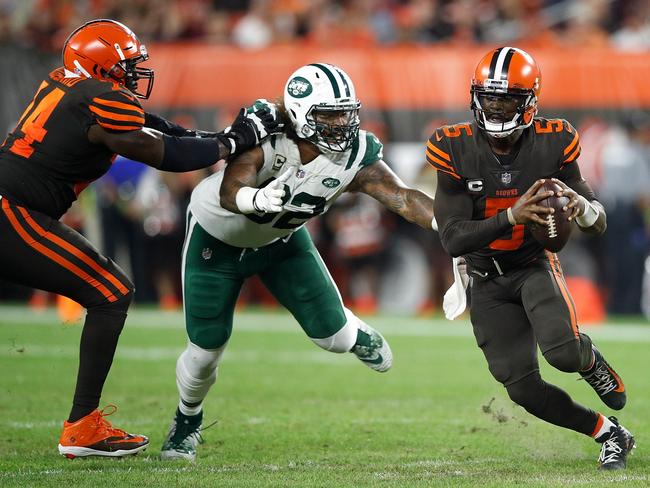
top-left (236, 169), bottom-right (292, 214)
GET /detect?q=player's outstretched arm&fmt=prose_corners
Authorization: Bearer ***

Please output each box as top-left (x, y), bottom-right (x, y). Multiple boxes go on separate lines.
top-left (349, 160), bottom-right (435, 229)
top-left (88, 100), bottom-right (281, 172)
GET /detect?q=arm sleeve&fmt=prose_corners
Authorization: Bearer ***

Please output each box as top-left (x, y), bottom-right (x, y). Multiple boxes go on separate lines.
top-left (159, 134), bottom-right (222, 172)
top-left (556, 159), bottom-right (597, 201)
top-left (435, 172), bottom-right (512, 257)
top-left (90, 90), bottom-right (145, 132)
top-left (145, 112), bottom-right (193, 137)
top-left (144, 112), bottom-right (221, 139)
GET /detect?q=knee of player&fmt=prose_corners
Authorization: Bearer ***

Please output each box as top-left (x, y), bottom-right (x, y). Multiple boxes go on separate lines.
top-left (178, 341), bottom-right (226, 377)
top-left (85, 282), bottom-right (134, 314)
top-left (543, 342), bottom-right (583, 373)
top-left (310, 309), bottom-right (359, 353)
top-left (505, 373), bottom-right (545, 410)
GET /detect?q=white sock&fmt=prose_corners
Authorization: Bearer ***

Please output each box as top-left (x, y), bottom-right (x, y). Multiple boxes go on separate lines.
top-left (179, 399), bottom-right (202, 417)
top-left (592, 414), bottom-right (615, 439)
top-left (175, 341), bottom-right (226, 416)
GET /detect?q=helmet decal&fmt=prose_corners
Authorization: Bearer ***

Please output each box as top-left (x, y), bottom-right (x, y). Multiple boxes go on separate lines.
top-left (287, 76), bottom-right (313, 98)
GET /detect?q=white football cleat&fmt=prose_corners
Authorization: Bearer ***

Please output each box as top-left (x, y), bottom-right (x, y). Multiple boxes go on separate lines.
top-left (351, 322), bottom-right (392, 372)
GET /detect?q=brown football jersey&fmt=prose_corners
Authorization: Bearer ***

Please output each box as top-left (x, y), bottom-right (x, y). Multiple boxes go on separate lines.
top-left (0, 67), bottom-right (144, 219)
top-left (427, 118), bottom-right (584, 271)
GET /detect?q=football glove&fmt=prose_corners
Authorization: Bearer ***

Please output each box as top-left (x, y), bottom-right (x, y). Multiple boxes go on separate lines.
top-left (236, 168), bottom-right (292, 214)
top-left (220, 99), bottom-right (282, 158)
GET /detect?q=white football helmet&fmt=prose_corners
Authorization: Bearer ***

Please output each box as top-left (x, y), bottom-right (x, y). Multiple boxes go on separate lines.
top-left (284, 63), bottom-right (361, 152)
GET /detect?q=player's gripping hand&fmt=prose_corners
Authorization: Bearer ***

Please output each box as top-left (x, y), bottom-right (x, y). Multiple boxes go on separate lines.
top-left (236, 169), bottom-right (292, 214)
top-left (550, 178), bottom-right (584, 221)
top-left (221, 99), bottom-right (283, 158)
top-left (508, 179), bottom-right (555, 226)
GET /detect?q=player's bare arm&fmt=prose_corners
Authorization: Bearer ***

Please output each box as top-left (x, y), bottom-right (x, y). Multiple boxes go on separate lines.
top-left (219, 147), bottom-right (264, 212)
top-left (349, 160), bottom-right (435, 229)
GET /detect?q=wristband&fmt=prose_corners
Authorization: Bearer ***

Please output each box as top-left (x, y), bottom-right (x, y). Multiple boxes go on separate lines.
top-left (216, 133), bottom-right (236, 157)
top-left (506, 207), bottom-right (517, 226)
top-left (235, 187), bottom-right (259, 214)
top-left (575, 197), bottom-right (599, 228)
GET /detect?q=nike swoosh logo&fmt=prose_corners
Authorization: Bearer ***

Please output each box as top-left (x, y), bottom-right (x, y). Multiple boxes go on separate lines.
top-left (106, 436), bottom-right (147, 445)
top-left (361, 353), bottom-right (384, 365)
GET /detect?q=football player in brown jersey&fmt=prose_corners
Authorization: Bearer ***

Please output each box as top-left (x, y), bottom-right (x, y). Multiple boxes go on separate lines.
top-left (0, 19), bottom-right (280, 458)
top-left (429, 47), bottom-right (634, 470)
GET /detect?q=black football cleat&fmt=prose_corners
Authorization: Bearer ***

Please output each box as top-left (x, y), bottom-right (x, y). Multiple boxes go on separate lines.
top-left (596, 417), bottom-right (635, 470)
top-left (580, 346), bottom-right (626, 410)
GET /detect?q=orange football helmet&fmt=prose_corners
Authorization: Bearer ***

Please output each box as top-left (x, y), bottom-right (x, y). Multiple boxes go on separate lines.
top-left (470, 47), bottom-right (541, 137)
top-left (63, 19), bottom-right (154, 99)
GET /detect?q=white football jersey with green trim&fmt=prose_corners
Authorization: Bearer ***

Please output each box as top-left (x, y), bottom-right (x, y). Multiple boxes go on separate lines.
top-left (190, 130), bottom-right (383, 248)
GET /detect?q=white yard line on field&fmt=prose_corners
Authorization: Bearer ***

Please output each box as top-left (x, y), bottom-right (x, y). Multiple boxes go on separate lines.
top-left (0, 305), bottom-right (649, 341)
top-left (0, 343), bottom-right (347, 364)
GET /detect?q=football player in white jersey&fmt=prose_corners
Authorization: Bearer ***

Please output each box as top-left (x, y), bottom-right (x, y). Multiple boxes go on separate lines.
top-left (161, 63), bottom-right (437, 461)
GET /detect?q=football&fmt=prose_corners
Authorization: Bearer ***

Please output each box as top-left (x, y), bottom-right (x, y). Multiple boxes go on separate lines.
top-left (529, 180), bottom-right (573, 252)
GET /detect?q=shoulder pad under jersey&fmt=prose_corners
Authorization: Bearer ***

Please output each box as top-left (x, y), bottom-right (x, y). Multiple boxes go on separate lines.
top-left (343, 130), bottom-right (384, 170)
top-left (425, 122), bottom-right (476, 180)
top-left (532, 118), bottom-right (581, 168)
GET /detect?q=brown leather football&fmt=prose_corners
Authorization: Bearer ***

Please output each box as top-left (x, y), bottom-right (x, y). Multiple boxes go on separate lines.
top-left (529, 180), bottom-right (573, 252)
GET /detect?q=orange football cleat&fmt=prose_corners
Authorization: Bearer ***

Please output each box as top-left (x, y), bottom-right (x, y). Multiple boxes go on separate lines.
top-left (58, 405), bottom-right (148, 458)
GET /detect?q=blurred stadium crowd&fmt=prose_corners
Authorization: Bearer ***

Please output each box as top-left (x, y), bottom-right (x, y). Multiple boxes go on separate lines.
top-left (0, 0), bottom-right (649, 320)
top-left (1, 0), bottom-right (649, 51)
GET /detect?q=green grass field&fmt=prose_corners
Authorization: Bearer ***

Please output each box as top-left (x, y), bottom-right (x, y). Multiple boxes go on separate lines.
top-left (0, 306), bottom-right (649, 487)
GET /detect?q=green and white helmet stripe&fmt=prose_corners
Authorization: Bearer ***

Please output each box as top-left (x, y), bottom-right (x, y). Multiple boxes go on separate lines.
top-left (308, 63), bottom-right (352, 98)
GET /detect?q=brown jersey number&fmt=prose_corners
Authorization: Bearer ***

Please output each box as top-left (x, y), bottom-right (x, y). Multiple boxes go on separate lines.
top-left (484, 196), bottom-right (524, 250)
top-left (9, 81), bottom-right (65, 159)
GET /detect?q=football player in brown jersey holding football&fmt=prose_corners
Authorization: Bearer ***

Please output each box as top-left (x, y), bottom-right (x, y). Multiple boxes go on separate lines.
top-left (429, 47), bottom-right (634, 470)
top-left (0, 19), bottom-right (280, 458)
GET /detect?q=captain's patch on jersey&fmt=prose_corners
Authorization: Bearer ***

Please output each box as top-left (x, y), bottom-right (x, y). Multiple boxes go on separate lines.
top-left (467, 179), bottom-right (484, 193)
top-left (273, 154), bottom-right (286, 171)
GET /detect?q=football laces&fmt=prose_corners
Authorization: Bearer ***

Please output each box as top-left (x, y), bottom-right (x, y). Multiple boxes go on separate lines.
top-left (546, 214), bottom-right (557, 238)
